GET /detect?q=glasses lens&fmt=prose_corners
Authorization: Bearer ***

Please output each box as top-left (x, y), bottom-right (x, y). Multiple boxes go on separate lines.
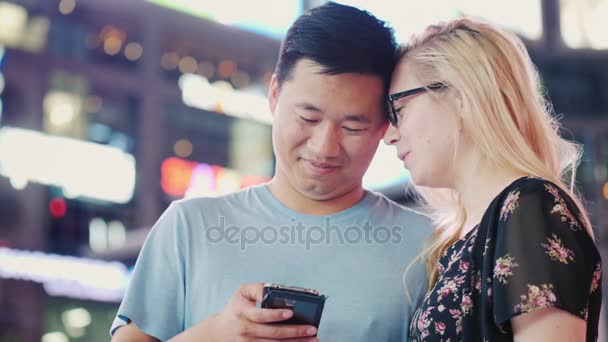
top-left (387, 99), bottom-right (397, 126)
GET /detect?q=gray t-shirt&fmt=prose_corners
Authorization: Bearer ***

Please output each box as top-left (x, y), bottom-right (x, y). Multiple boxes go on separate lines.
top-left (111, 184), bottom-right (432, 341)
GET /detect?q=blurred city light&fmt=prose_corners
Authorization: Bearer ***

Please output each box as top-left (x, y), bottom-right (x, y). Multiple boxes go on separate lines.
top-left (173, 138), bottom-right (193, 158)
top-left (61, 308), bottom-right (91, 330)
top-left (178, 56), bottom-right (198, 74)
top-left (0, 127), bottom-right (136, 203)
top-left (0, 2), bottom-right (28, 46)
top-left (49, 197), bottom-right (67, 218)
top-left (0, 71), bottom-right (5, 94)
top-left (42, 332), bottom-right (69, 342)
top-left (561, 0), bottom-right (608, 49)
top-left (88, 122), bottom-right (112, 143)
top-left (218, 59), bottom-right (237, 78)
top-left (179, 73), bottom-right (272, 124)
top-left (161, 157), bottom-right (269, 198)
top-left (43, 91), bottom-right (81, 128)
top-left (20, 15), bottom-right (50, 52)
top-left (198, 61), bottom-right (215, 78)
top-left (146, 0), bottom-right (301, 38)
top-left (161, 51), bottom-right (180, 70)
top-left (99, 26), bottom-right (126, 56)
top-left (65, 326), bottom-right (86, 339)
top-left (335, 0), bottom-right (542, 42)
top-left (108, 131), bottom-right (131, 151)
top-left (0, 51), bottom-right (3, 125)
top-left (89, 218), bottom-right (108, 253)
top-left (103, 36), bottom-right (122, 56)
top-left (0, 247), bottom-right (128, 302)
top-left (0, 2), bottom-right (49, 52)
top-left (231, 70), bottom-right (251, 89)
top-left (107, 220), bottom-right (127, 250)
top-left (124, 42), bottom-right (143, 61)
top-left (58, 0), bottom-right (77, 15)
top-left (9, 176), bottom-right (27, 190)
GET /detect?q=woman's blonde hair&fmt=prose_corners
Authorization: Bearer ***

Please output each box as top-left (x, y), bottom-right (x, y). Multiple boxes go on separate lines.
top-left (400, 17), bottom-right (593, 291)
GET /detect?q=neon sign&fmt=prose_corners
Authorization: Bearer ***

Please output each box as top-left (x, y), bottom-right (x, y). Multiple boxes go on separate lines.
top-left (161, 157), bottom-right (269, 198)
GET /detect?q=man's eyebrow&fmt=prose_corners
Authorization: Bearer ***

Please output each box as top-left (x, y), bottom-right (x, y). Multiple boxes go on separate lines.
top-left (295, 102), bottom-right (322, 112)
top-left (343, 114), bottom-right (371, 124)
top-left (294, 103), bottom-right (371, 123)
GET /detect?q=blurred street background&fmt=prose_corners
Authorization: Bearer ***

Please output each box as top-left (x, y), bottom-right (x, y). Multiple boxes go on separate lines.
top-left (0, 0), bottom-right (607, 341)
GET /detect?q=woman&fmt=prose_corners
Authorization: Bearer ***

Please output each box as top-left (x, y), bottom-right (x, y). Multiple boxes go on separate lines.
top-left (384, 18), bottom-right (602, 341)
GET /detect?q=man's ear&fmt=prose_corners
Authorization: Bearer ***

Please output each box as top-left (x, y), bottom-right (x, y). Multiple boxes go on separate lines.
top-left (380, 121), bottom-right (390, 136)
top-left (268, 73), bottom-right (280, 115)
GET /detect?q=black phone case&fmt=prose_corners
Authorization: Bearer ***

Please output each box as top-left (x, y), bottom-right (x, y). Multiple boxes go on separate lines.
top-left (261, 287), bottom-right (326, 327)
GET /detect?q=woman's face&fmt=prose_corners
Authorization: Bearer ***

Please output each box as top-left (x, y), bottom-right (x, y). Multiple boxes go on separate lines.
top-left (383, 60), bottom-right (465, 189)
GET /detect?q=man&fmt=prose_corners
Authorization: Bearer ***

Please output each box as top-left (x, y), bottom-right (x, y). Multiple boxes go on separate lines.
top-left (111, 2), bottom-right (431, 341)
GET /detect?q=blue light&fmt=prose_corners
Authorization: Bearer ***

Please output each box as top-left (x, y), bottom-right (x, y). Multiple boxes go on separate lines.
top-left (0, 45), bottom-right (5, 69)
top-left (88, 122), bottom-right (112, 143)
top-left (0, 45), bottom-right (5, 126)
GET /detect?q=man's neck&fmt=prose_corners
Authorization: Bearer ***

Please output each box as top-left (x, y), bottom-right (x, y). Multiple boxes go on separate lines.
top-left (267, 177), bottom-right (366, 216)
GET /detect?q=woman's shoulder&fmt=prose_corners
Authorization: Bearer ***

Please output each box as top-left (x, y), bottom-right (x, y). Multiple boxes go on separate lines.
top-left (497, 176), bottom-right (582, 221)
top-left (501, 176), bottom-right (563, 197)
top-left (484, 176), bottom-right (594, 249)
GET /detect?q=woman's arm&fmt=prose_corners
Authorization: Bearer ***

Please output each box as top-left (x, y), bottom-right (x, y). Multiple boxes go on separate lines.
top-left (512, 307), bottom-right (586, 342)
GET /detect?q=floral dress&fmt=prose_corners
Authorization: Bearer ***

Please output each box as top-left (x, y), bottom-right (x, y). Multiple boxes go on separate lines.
top-left (409, 177), bottom-right (602, 341)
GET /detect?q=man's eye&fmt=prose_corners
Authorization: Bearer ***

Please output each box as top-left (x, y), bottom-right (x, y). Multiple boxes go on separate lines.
top-left (299, 116), bottom-right (318, 123)
top-left (343, 127), bottom-right (366, 133)
top-left (395, 107), bottom-right (405, 117)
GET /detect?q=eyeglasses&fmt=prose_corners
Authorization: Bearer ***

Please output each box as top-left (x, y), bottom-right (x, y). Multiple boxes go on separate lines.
top-left (386, 83), bottom-right (446, 126)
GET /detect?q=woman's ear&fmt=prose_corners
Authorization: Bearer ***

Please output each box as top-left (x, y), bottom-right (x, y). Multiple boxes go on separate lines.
top-left (453, 93), bottom-right (465, 134)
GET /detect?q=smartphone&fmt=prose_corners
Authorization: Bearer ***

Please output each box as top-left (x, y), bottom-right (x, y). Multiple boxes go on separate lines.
top-left (260, 283), bottom-right (327, 328)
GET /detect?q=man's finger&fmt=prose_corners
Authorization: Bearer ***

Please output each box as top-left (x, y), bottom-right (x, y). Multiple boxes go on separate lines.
top-left (251, 338), bottom-right (318, 342)
top-left (239, 283), bottom-right (265, 302)
top-left (283, 338), bottom-right (319, 342)
top-left (242, 306), bottom-right (293, 324)
top-left (241, 322), bottom-right (318, 339)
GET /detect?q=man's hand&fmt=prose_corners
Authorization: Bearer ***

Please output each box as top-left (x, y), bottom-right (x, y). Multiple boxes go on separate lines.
top-left (171, 283), bottom-right (319, 342)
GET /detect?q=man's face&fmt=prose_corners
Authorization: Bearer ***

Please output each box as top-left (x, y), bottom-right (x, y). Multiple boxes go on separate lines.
top-left (269, 59), bottom-right (388, 201)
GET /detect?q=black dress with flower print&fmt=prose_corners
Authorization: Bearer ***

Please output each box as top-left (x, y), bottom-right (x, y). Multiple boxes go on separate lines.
top-left (409, 177), bottom-right (602, 341)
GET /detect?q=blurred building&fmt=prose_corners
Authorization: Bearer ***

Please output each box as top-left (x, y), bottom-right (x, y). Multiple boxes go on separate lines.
top-left (0, 0), bottom-right (285, 340)
top-left (0, 0), bottom-right (606, 341)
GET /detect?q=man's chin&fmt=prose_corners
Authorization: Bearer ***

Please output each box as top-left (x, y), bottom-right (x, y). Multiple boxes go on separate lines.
top-left (296, 180), bottom-right (360, 201)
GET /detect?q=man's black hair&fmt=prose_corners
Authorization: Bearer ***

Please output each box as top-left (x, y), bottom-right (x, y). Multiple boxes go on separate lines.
top-left (275, 2), bottom-right (398, 94)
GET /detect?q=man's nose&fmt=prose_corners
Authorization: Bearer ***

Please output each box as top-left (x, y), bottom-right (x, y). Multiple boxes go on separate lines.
top-left (308, 124), bottom-right (341, 158)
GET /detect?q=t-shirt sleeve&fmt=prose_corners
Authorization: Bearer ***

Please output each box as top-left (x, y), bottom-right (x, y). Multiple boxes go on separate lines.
top-left (110, 202), bottom-right (187, 340)
top-left (403, 257), bottom-right (430, 340)
top-left (491, 180), bottom-right (600, 331)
